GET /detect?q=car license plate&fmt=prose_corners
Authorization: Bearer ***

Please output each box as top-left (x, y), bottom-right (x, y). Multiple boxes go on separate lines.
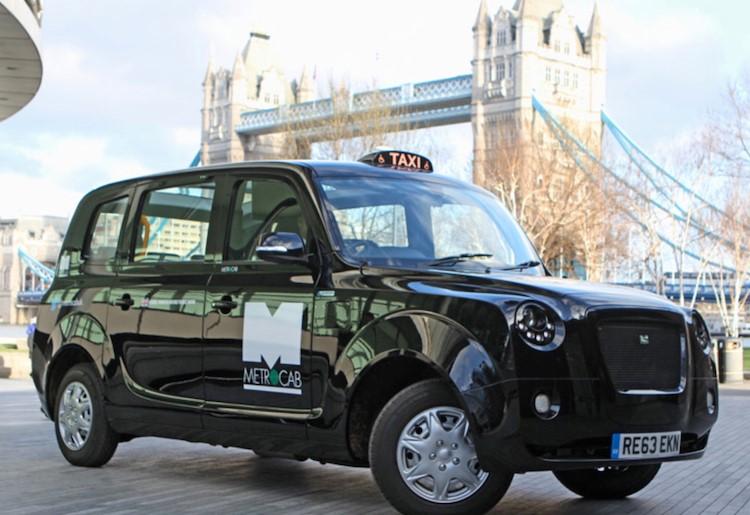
top-left (611, 431), bottom-right (681, 460)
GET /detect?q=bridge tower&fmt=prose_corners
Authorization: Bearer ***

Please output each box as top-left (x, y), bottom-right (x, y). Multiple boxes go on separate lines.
top-left (200, 32), bottom-right (315, 165)
top-left (471, 0), bottom-right (606, 186)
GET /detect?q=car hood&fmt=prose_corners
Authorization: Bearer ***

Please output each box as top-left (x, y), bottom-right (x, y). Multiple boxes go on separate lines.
top-left (406, 268), bottom-right (684, 315)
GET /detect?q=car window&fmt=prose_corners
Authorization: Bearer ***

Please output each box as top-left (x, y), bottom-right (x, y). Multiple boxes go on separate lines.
top-left (86, 197), bottom-right (128, 263)
top-left (133, 183), bottom-right (215, 263)
top-left (226, 178), bottom-right (308, 261)
top-left (431, 204), bottom-right (513, 263)
top-left (332, 204), bottom-right (409, 248)
top-left (317, 176), bottom-right (541, 271)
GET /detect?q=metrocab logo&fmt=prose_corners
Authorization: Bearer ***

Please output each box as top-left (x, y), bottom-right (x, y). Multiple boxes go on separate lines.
top-left (242, 302), bottom-right (304, 395)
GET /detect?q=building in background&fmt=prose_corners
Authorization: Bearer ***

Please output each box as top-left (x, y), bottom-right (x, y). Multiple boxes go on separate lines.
top-left (200, 31), bottom-right (316, 165)
top-left (0, 0), bottom-right (43, 121)
top-left (471, 0), bottom-right (605, 185)
top-left (0, 215), bottom-right (67, 324)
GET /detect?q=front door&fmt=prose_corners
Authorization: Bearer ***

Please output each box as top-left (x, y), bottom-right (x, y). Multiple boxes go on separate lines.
top-left (202, 173), bottom-right (318, 442)
top-left (105, 179), bottom-right (219, 427)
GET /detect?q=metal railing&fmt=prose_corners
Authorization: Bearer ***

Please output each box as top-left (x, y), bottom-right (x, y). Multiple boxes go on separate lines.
top-left (236, 74), bottom-right (473, 136)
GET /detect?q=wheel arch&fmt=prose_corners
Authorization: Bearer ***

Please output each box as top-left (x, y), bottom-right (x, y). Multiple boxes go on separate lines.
top-left (342, 310), bottom-right (507, 462)
top-left (44, 343), bottom-right (100, 419)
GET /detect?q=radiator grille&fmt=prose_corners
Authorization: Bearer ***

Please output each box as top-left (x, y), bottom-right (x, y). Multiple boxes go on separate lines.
top-left (597, 322), bottom-right (683, 392)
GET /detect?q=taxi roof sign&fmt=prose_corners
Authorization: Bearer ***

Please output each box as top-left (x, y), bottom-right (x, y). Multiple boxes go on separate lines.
top-left (359, 150), bottom-right (433, 173)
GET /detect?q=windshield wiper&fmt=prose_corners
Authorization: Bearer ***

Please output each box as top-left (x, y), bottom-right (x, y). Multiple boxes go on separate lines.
top-left (500, 260), bottom-right (542, 271)
top-left (427, 253), bottom-right (493, 267)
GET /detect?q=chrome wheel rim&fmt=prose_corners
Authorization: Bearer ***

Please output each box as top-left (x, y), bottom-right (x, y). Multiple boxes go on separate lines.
top-left (57, 381), bottom-right (93, 451)
top-left (396, 406), bottom-right (489, 504)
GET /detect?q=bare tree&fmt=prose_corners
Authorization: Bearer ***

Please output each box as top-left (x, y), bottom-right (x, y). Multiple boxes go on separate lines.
top-left (281, 78), bottom-right (432, 162)
top-left (701, 77), bottom-right (750, 338)
top-left (667, 140), bottom-right (722, 309)
top-left (705, 185), bottom-right (750, 338)
top-left (482, 116), bottom-right (626, 280)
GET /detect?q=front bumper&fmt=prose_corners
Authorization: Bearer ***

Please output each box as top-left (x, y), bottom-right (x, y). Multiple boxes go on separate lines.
top-left (467, 305), bottom-right (719, 473)
top-left (470, 375), bottom-right (717, 473)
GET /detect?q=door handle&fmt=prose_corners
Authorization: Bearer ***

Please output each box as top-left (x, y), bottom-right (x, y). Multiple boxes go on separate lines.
top-left (212, 296), bottom-right (238, 314)
top-left (113, 294), bottom-right (134, 310)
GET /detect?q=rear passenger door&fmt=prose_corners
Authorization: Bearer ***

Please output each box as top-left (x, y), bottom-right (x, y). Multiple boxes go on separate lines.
top-left (105, 177), bottom-right (219, 425)
top-left (42, 194), bottom-right (129, 379)
top-left (202, 172), bottom-right (318, 439)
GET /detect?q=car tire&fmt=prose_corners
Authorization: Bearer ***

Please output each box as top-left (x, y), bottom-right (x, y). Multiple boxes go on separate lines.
top-left (553, 464), bottom-right (661, 499)
top-left (54, 363), bottom-right (119, 467)
top-left (369, 379), bottom-right (513, 515)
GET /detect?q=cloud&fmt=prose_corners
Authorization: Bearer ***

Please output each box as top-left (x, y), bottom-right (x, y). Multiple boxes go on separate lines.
top-left (171, 126), bottom-right (201, 148)
top-left (35, 41), bottom-right (181, 129)
top-left (42, 44), bottom-right (92, 87)
top-left (195, 11), bottom-right (253, 63)
top-left (0, 172), bottom-right (83, 218)
top-left (0, 134), bottom-right (148, 218)
top-left (607, 3), bottom-right (717, 53)
top-left (6, 134), bottom-right (147, 183)
top-left (14, 135), bottom-right (108, 177)
top-left (600, 1), bottom-right (727, 157)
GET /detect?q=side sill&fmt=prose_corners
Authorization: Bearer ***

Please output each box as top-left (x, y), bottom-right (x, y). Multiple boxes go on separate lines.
top-left (120, 359), bottom-right (322, 421)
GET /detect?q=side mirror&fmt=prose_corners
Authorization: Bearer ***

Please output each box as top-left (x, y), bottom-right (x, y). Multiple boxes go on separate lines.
top-left (256, 232), bottom-right (307, 263)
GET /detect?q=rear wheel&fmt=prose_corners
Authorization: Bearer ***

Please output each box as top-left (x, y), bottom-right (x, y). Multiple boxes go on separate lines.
top-left (553, 464), bottom-right (661, 499)
top-left (54, 364), bottom-right (118, 467)
top-left (369, 379), bottom-right (513, 515)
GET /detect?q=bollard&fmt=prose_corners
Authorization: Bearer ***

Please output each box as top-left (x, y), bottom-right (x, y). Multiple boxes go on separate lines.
top-left (711, 338), bottom-right (723, 368)
top-left (718, 338), bottom-right (744, 383)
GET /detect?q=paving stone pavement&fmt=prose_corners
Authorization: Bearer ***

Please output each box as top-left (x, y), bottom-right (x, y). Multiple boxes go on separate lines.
top-left (1, 378), bottom-right (749, 515)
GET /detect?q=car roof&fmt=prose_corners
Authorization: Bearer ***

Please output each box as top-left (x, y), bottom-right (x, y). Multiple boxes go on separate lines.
top-left (87, 159), bottom-right (486, 197)
top-left (300, 160), bottom-right (483, 190)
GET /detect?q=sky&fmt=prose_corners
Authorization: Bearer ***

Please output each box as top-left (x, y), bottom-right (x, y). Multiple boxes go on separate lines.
top-left (0, 0), bottom-right (748, 219)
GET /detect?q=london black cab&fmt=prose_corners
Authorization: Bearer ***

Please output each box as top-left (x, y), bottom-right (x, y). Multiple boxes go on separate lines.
top-left (31, 151), bottom-right (718, 514)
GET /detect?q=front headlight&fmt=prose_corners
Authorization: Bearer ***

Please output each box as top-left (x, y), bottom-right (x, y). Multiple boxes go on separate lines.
top-left (693, 312), bottom-right (712, 355)
top-left (515, 302), bottom-right (565, 351)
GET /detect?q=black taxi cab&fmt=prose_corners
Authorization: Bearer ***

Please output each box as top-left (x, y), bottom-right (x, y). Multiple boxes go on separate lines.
top-left (31, 151), bottom-right (718, 515)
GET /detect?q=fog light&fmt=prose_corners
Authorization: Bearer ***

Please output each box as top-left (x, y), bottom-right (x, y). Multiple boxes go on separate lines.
top-left (533, 392), bottom-right (559, 420)
top-left (534, 393), bottom-right (550, 413)
top-left (707, 390), bottom-right (716, 415)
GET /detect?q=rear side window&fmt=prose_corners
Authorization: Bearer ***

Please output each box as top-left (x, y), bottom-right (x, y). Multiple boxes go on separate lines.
top-left (86, 197), bottom-right (128, 263)
top-left (133, 182), bottom-right (215, 263)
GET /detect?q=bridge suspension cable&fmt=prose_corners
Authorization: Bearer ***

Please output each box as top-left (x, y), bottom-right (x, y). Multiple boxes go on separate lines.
top-left (530, 95), bottom-right (733, 272)
top-left (189, 150), bottom-right (201, 168)
top-left (532, 98), bottom-right (696, 230)
top-left (601, 111), bottom-right (689, 219)
top-left (601, 111), bottom-right (729, 219)
top-left (17, 247), bottom-right (55, 286)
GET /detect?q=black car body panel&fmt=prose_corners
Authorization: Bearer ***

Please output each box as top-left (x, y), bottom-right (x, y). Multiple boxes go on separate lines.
top-left (31, 160), bottom-right (718, 473)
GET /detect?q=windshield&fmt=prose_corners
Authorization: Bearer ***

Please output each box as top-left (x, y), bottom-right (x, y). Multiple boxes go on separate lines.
top-left (316, 175), bottom-right (543, 274)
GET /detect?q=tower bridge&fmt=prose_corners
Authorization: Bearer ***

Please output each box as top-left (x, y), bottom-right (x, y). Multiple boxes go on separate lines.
top-left (16, 1), bottom-right (745, 319)
top-left (191, 0), bottom-right (745, 312)
top-left (200, 0), bottom-right (605, 188)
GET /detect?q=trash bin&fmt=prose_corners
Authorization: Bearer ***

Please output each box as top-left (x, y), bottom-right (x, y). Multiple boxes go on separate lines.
top-left (718, 338), bottom-right (744, 383)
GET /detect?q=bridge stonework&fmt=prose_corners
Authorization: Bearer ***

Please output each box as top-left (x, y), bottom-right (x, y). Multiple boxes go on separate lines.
top-left (472, 0), bottom-right (606, 186)
top-left (200, 1), bottom-right (606, 179)
top-left (200, 32), bottom-right (315, 165)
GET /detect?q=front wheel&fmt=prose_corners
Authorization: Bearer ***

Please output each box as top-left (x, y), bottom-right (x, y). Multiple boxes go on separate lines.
top-left (553, 464), bottom-right (661, 499)
top-left (369, 379), bottom-right (513, 515)
top-left (54, 364), bottom-right (119, 467)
